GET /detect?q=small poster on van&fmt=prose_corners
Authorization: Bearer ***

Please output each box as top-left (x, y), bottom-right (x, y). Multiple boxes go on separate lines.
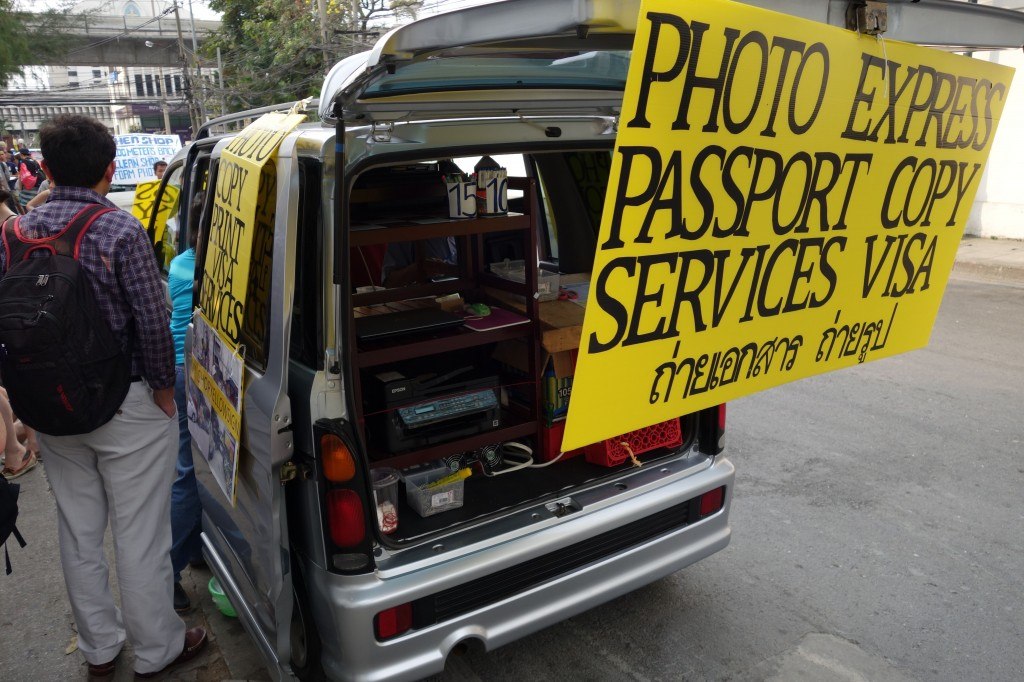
top-left (188, 313), bottom-right (244, 506)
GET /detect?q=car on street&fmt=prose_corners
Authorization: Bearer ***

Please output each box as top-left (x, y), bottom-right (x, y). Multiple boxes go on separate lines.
top-left (107, 183), bottom-right (136, 212)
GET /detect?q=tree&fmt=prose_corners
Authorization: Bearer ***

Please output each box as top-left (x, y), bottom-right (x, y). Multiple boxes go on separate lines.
top-left (348, 0), bottom-right (422, 34)
top-left (0, 0), bottom-right (40, 89)
top-left (0, 0), bottom-right (84, 89)
top-left (206, 0), bottom-right (423, 111)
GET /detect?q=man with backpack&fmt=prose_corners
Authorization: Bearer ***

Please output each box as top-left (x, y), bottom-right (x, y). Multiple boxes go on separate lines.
top-left (0, 115), bottom-right (207, 678)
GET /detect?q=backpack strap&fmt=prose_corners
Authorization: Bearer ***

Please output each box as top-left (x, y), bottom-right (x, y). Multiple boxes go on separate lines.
top-left (4, 204), bottom-right (114, 263)
top-left (1, 215), bottom-right (17, 272)
top-left (4, 526), bottom-right (25, 575)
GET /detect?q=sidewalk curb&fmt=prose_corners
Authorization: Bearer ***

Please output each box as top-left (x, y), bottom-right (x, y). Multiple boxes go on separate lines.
top-left (953, 237), bottom-right (1024, 286)
top-left (952, 259), bottom-right (1024, 285)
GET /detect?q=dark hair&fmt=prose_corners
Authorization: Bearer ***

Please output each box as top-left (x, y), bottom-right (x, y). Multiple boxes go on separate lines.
top-left (39, 115), bottom-right (116, 188)
top-left (154, 160), bottom-right (168, 172)
top-left (187, 191), bottom-right (205, 249)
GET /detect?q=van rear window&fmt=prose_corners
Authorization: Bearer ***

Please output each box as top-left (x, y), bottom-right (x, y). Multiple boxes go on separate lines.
top-left (361, 51), bottom-right (631, 98)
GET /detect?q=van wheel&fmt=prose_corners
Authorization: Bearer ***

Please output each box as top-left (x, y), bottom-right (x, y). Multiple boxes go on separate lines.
top-left (290, 567), bottom-right (326, 681)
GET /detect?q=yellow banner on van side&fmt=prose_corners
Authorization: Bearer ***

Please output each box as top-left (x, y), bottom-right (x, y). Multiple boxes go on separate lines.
top-left (198, 111), bottom-right (305, 347)
top-left (131, 180), bottom-right (179, 244)
top-left (561, 0), bottom-right (1014, 451)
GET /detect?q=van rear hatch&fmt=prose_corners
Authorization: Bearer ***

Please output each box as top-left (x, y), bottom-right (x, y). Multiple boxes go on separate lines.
top-left (320, 0), bottom-right (1024, 124)
top-left (326, 0), bottom-right (1024, 549)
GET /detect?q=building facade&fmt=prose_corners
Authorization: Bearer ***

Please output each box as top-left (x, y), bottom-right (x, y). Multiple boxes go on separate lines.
top-left (1, 0), bottom-right (215, 146)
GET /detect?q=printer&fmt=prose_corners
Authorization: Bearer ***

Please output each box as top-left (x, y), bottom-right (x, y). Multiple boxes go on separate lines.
top-left (365, 365), bottom-right (501, 453)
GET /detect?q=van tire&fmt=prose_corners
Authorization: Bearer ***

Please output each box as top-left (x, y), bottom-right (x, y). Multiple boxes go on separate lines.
top-left (290, 563), bottom-right (326, 681)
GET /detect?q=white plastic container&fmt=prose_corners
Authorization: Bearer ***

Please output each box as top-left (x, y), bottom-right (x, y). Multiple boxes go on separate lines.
top-left (403, 465), bottom-right (465, 517)
top-left (489, 260), bottom-right (560, 301)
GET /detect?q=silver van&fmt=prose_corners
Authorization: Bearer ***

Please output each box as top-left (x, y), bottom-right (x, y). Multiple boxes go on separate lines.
top-left (149, 1), bottom-right (1024, 680)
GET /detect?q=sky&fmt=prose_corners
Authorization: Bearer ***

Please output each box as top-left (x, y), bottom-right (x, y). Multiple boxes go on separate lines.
top-left (35, 0), bottom-right (503, 20)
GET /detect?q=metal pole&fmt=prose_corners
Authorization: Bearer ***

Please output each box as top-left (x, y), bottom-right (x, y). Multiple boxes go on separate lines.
top-left (16, 107), bottom-right (27, 143)
top-left (187, 0), bottom-right (206, 122)
top-left (318, 0), bottom-right (331, 69)
top-left (159, 66), bottom-right (172, 133)
top-left (351, 0), bottom-right (361, 50)
top-left (173, 2), bottom-right (200, 134)
top-left (216, 47), bottom-right (226, 116)
top-left (187, 0), bottom-right (199, 56)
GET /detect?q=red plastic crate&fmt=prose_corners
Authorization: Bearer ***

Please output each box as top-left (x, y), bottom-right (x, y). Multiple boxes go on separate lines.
top-left (584, 419), bottom-right (684, 467)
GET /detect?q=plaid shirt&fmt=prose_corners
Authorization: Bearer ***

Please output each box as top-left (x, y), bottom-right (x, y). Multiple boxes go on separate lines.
top-left (0, 186), bottom-right (176, 390)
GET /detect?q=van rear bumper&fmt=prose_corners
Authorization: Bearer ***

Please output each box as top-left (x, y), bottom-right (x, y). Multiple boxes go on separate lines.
top-left (307, 456), bottom-right (735, 682)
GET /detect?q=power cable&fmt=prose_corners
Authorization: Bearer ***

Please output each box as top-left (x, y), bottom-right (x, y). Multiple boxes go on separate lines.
top-left (65, 6), bottom-right (177, 56)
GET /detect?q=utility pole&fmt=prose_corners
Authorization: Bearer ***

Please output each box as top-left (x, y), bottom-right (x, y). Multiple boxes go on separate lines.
top-left (216, 47), bottom-right (227, 117)
top-left (351, 0), bottom-right (361, 51)
top-left (187, 0), bottom-right (207, 123)
top-left (173, 2), bottom-right (201, 134)
top-left (16, 108), bottom-right (27, 143)
top-left (317, 0), bottom-right (331, 70)
top-left (158, 66), bottom-right (172, 133)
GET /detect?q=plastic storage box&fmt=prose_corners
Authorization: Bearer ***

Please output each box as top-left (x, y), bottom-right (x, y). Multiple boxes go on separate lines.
top-left (403, 464), bottom-right (466, 517)
top-left (489, 259), bottom-right (560, 301)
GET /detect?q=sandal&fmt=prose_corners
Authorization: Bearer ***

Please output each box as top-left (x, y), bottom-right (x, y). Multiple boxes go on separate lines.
top-left (2, 451), bottom-right (37, 479)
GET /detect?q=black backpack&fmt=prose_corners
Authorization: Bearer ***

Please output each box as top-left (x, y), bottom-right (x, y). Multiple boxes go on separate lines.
top-left (0, 475), bottom-right (26, 575)
top-left (0, 205), bottom-right (132, 435)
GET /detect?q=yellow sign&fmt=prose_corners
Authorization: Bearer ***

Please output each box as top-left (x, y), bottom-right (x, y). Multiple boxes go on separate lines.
top-left (131, 180), bottom-right (180, 244)
top-left (198, 111), bottom-right (305, 346)
top-left (562, 0), bottom-right (1014, 451)
top-left (190, 355), bottom-right (241, 439)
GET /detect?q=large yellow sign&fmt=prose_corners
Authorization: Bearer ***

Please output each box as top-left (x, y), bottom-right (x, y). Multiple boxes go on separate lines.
top-left (199, 111), bottom-right (305, 346)
top-left (562, 0), bottom-right (1014, 450)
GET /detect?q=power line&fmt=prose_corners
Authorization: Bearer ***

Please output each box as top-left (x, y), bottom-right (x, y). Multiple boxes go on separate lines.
top-left (65, 6), bottom-right (178, 56)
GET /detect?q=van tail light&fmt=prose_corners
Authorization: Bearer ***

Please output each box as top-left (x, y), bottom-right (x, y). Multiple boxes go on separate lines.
top-left (315, 421), bottom-right (375, 573)
top-left (698, 486), bottom-right (726, 518)
top-left (698, 404), bottom-right (726, 455)
top-left (322, 434), bottom-right (356, 482)
top-left (327, 489), bottom-right (366, 547)
top-left (375, 603), bottom-right (413, 640)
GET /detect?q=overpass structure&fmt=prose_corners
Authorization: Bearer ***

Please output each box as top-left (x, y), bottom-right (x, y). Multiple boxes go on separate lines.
top-left (25, 11), bottom-right (221, 68)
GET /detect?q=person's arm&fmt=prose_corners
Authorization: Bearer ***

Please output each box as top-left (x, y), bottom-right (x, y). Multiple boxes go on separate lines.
top-left (117, 225), bottom-right (177, 416)
top-left (25, 189), bottom-right (48, 211)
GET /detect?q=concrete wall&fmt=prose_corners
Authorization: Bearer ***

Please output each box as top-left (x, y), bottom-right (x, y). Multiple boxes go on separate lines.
top-left (967, 49), bottom-right (1024, 240)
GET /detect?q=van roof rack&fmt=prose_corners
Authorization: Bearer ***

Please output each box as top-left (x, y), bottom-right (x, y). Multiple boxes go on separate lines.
top-left (195, 99), bottom-right (320, 141)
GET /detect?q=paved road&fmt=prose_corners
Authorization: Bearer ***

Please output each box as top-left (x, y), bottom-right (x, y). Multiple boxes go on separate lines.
top-left (3, 276), bottom-right (1021, 681)
top-left (436, 277), bottom-right (1024, 682)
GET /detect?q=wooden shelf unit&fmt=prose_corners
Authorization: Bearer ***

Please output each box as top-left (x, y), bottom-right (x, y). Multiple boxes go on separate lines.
top-left (350, 212), bottom-right (531, 246)
top-left (348, 177), bottom-right (544, 471)
top-left (354, 322), bottom-right (535, 368)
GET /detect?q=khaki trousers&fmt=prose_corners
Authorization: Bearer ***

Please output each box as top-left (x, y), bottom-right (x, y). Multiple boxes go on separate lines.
top-left (40, 382), bottom-right (185, 673)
